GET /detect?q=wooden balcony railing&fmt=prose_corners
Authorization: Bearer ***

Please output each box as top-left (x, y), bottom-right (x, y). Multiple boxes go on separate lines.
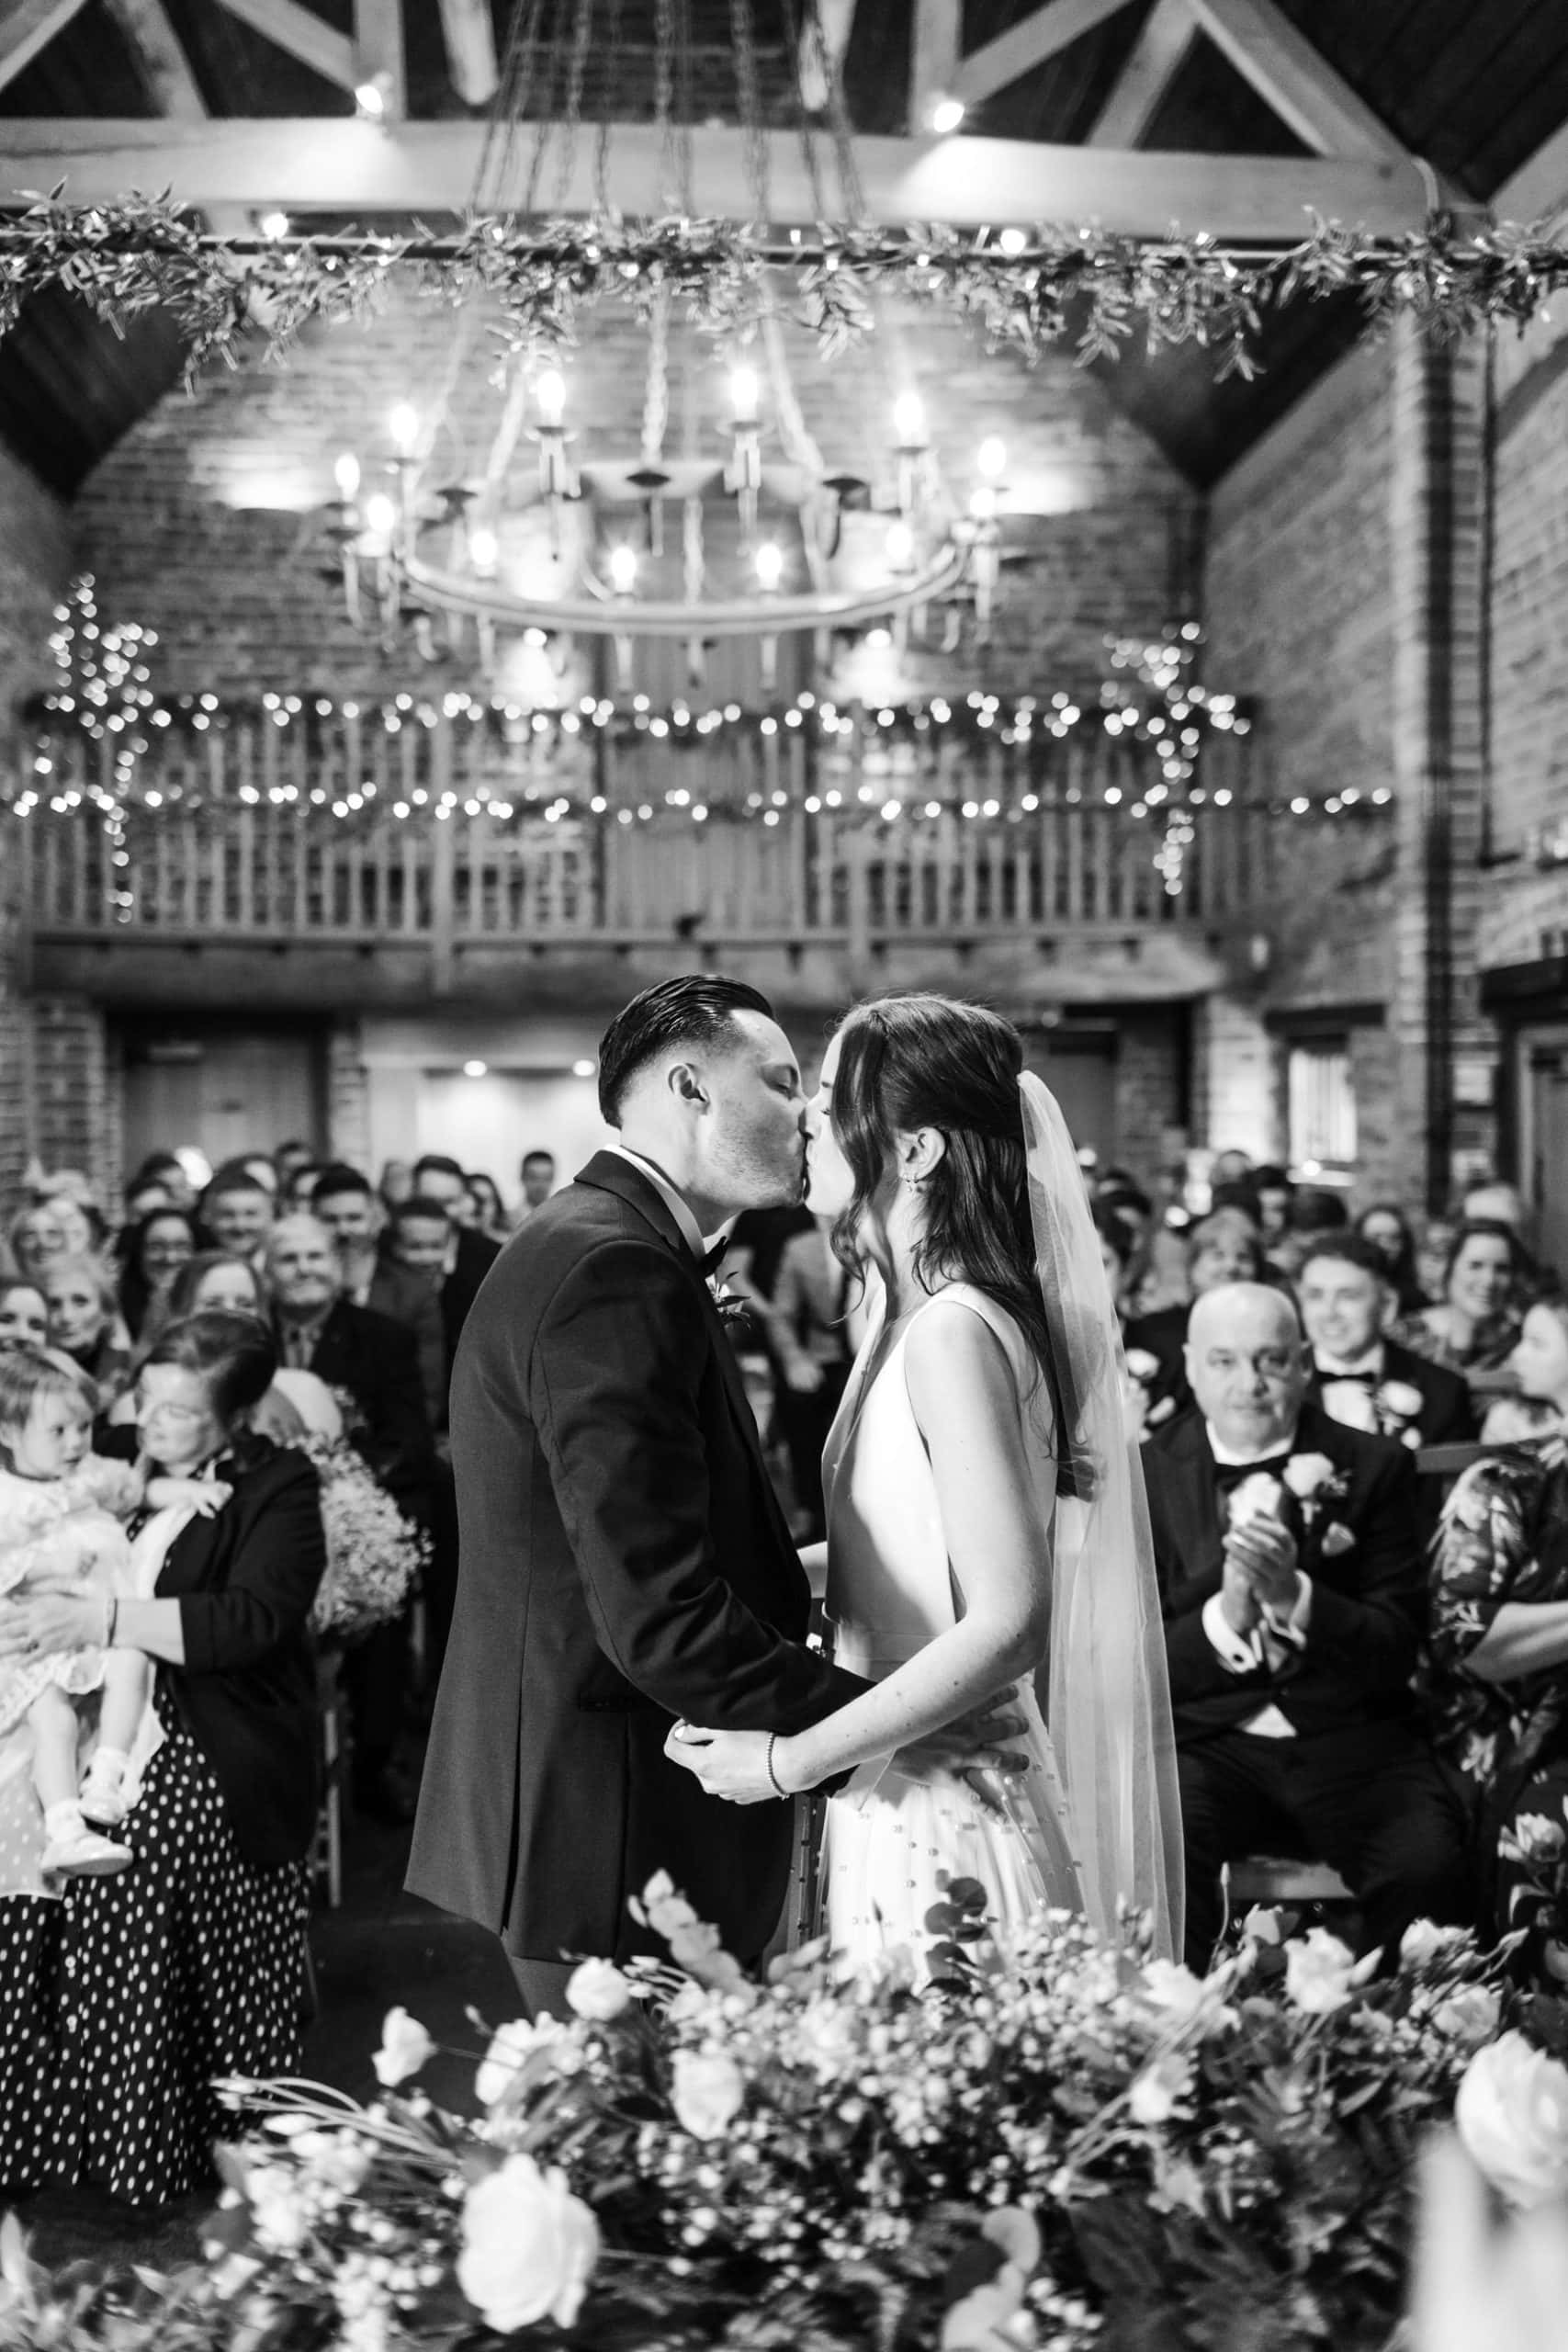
top-left (16, 706), bottom-right (1388, 972)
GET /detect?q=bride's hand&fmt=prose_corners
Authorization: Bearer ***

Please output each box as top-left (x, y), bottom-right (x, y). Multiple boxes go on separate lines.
top-left (894, 1694), bottom-right (1031, 1819)
top-left (663, 1722), bottom-right (787, 1804)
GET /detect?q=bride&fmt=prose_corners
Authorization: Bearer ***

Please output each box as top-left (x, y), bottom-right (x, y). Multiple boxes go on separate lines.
top-left (666, 992), bottom-right (1182, 1968)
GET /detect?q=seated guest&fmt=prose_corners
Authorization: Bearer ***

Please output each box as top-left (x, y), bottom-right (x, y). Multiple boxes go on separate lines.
top-left (1143, 1281), bottom-right (1470, 1973)
top-left (1124, 1207), bottom-right (1266, 1430)
top-left (1428, 1295), bottom-right (1568, 1956)
top-left (466, 1172), bottom-right (512, 1246)
top-left (152, 1250), bottom-right (333, 1443)
top-left (126, 1149), bottom-right (197, 1217)
top-left (0, 1309), bottom-right (326, 2204)
top-left (7, 1204), bottom-right (71, 1291)
top-left (265, 1215), bottom-right (434, 1819)
top-left (1356, 1201), bottom-right (1431, 1317)
top-left (1392, 1219), bottom-right (1527, 1381)
top-left (310, 1164), bottom-right (446, 1430)
top-left (761, 1212), bottom-right (854, 1543)
top-left (1210, 1148), bottom-right (1255, 1189)
top-left (118, 1207), bottom-right (197, 1347)
top-left (392, 1178), bottom-right (498, 1386)
top-left (272, 1139), bottom-right (316, 1195)
top-left (40, 1254), bottom-right (135, 1411)
top-left (198, 1168), bottom-right (275, 1271)
top-left (378, 1158), bottom-right (414, 1213)
top-left (1298, 1233), bottom-right (1475, 1449)
top-left (412, 1154), bottom-right (502, 1273)
top-left (1252, 1164), bottom-right (1295, 1253)
top-left (0, 1280), bottom-right (48, 1351)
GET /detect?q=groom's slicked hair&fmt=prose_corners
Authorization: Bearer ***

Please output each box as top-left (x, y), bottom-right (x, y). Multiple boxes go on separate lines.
top-left (597, 974), bottom-right (776, 1125)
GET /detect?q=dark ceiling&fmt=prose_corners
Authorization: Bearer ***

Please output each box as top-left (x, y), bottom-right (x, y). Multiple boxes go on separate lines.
top-left (0, 0), bottom-right (1564, 494)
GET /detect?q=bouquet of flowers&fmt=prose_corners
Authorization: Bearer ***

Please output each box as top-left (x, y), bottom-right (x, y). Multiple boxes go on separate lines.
top-left (10, 1881), bottom-right (1536, 2352)
top-left (301, 1436), bottom-right (429, 1645)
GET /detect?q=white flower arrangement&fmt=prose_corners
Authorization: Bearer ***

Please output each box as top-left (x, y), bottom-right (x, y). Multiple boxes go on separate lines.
top-left (15, 1884), bottom-right (1529, 2352)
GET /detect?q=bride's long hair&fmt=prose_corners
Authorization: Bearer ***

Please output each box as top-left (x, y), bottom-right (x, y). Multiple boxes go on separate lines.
top-left (829, 993), bottom-right (1086, 1489)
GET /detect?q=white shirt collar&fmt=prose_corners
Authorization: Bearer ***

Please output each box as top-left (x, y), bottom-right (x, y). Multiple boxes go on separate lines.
top-left (1206, 1419), bottom-right (1302, 1467)
top-left (1314, 1343), bottom-right (1385, 1377)
top-left (608, 1144), bottom-right (711, 1262)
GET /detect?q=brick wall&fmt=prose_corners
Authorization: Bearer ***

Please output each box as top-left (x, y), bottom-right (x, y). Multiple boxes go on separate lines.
top-left (25, 997), bottom-right (120, 1209)
top-left (1190, 993), bottom-right (1280, 1163)
top-left (0, 447), bottom-right (73, 1216)
top-left (74, 295), bottom-right (1199, 707)
top-left (1114, 1007), bottom-right (1190, 1175)
top-left (326, 1018), bottom-right (372, 1172)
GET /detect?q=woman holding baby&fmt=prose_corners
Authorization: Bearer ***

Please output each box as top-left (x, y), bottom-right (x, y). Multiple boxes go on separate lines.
top-left (0, 1308), bottom-right (327, 2205)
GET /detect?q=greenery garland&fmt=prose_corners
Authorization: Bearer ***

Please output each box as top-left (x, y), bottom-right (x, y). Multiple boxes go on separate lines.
top-left (4, 189), bottom-right (1568, 385)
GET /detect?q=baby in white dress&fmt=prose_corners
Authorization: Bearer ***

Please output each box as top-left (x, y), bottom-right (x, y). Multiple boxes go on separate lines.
top-left (0, 1345), bottom-right (223, 1876)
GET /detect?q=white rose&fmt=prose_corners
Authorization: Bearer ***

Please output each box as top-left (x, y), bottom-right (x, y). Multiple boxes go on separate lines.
top-left (1241, 1905), bottom-right (1283, 1946)
top-left (1379, 1379), bottom-right (1425, 1421)
top-left (1124, 1349), bottom-right (1162, 1384)
top-left (1139, 1958), bottom-right (1211, 2027)
top-left (1128, 2051), bottom-right (1193, 2125)
top-left (1283, 1927), bottom-right (1359, 2015)
top-left (247, 2164), bottom-right (308, 2254)
top-left (1282, 1453), bottom-right (1337, 1500)
top-left (1432, 1987), bottom-right (1501, 2047)
top-left (475, 2018), bottom-right (538, 2107)
top-left (1502, 1813), bottom-right (1567, 1863)
top-left (457, 2153), bottom-right (598, 2331)
top-left (1400, 1918), bottom-right (1472, 1969)
top-left (566, 1959), bottom-right (633, 2022)
top-left (1456, 2031), bottom-right (1568, 2207)
top-left (371, 2006), bottom-right (435, 2086)
top-left (796, 1998), bottom-right (859, 2078)
top-left (671, 2047), bottom-right (746, 2139)
top-left (1228, 1473), bottom-right (1284, 1526)
top-left (1402, 1426), bottom-right (1422, 1450)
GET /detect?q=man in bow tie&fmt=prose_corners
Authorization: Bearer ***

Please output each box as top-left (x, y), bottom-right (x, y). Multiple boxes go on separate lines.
top-left (1142, 1282), bottom-right (1469, 1972)
top-left (1298, 1234), bottom-right (1475, 1448)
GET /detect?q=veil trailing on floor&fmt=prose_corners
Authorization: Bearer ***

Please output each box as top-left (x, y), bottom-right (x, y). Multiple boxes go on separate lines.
top-left (1019, 1071), bottom-right (1185, 1962)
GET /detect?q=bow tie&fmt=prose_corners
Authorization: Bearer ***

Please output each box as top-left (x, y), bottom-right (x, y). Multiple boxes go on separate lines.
top-left (1315, 1364), bottom-right (1378, 1389)
top-left (1213, 1452), bottom-right (1292, 1495)
top-left (699, 1238), bottom-right (730, 1279)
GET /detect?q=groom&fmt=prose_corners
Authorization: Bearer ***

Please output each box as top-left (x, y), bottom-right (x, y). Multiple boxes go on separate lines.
top-left (411, 976), bottom-right (977, 2016)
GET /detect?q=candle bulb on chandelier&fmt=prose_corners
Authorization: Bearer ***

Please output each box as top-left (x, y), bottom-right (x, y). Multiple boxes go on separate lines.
top-left (333, 451), bottom-right (361, 502)
top-left (728, 364), bottom-right (760, 424)
top-left (892, 390), bottom-right (927, 447)
top-left (536, 368), bottom-right (567, 426)
top-left (754, 541), bottom-right (784, 591)
top-left (388, 403), bottom-right (420, 457)
top-left (608, 544), bottom-right (638, 595)
top-left (468, 526), bottom-right (499, 576)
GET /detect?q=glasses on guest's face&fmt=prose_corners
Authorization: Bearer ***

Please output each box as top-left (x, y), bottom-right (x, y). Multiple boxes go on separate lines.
top-left (133, 1388), bottom-right (209, 1426)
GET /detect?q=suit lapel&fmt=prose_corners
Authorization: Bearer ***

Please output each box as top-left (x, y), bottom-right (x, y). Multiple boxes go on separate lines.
top-left (1169, 1423), bottom-right (1225, 1582)
top-left (577, 1152), bottom-right (797, 1564)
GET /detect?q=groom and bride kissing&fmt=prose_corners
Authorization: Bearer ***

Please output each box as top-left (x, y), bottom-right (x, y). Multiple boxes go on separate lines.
top-left (407, 978), bottom-right (1182, 2016)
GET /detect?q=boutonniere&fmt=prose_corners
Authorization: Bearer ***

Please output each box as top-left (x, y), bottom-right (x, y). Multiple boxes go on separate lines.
top-left (1282, 1452), bottom-right (1350, 1528)
top-left (706, 1276), bottom-right (749, 1329)
top-left (1375, 1378), bottom-right (1426, 1450)
top-left (1124, 1348), bottom-right (1163, 1386)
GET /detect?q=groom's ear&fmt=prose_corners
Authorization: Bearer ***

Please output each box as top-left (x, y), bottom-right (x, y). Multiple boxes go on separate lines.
top-left (668, 1058), bottom-right (710, 1110)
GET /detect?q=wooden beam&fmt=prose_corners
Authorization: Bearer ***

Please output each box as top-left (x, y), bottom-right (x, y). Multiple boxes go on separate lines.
top-left (0, 0), bottom-right (87, 96)
top-left (0, 118), bottom-right (1436, 236)
top-left (437, 0), bottom-right (497, 107)
top-left (909, 0), bottom-right (959, 129)
top-left (1088, 0), bottom-right (1194, 147)
top-left (216, 0), bottom-right (355, 92)
top-left (1186, 0), bottom-right (1406, 162)
top-left (354, 0), bottom-right (405, 121)
top-left (104, 0), bottom-right (205, 119)
top-left (798, 0), bottom-right (854, 112)
top-left (954, 0), bottom-right (1137, 107)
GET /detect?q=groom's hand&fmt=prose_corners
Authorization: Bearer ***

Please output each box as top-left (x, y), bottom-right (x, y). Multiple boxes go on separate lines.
top-left (893, 1694), bottom-right (1030, 1817)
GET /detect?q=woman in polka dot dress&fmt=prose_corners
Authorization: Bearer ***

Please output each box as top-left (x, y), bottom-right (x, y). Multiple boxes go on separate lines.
top-left (0, 1307), bottom-right (326, 2206)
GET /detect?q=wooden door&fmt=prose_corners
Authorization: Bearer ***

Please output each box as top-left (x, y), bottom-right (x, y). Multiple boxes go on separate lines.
top-left (119, 1023), bottom-right (326, 1175)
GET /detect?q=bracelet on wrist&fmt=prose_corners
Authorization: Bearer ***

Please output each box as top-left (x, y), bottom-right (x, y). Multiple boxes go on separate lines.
top-left (105, 1599), bottom-right (118, 1645)
top-left (765, 1733), bottom-right (788, 1798)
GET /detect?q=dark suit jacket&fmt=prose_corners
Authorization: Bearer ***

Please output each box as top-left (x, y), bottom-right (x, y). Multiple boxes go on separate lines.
top-left (1307, 1337), bottom-right (1476, 1447)
top-left (435, 1227), bottom-right (502, 1378)
top-left (1143, 1401), bottom-right (1427, 1744)
top-left (153, 1441), bottom-right (328, 1866)
top-left (364, 1260), bottom-right (448, 1432)
top-left (276, 1297), bottom-right (434, 1522)
top-left (406, 1152), bottom-right (869, 1964)
top-left (1123, 1301), bottom-right (1192, 1428)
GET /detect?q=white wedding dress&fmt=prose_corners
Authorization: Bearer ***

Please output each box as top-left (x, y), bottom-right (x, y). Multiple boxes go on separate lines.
top-left (816, 1282), bottom-right (1087, 1972)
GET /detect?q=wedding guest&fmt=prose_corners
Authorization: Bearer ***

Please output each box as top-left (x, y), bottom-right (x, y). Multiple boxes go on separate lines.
top-left (309, 1165), bottom-right (446, 1429)
top-left (282, 1161), bottom-right (327, 1209)
top-left (1123, 1207), bottom-right (1266, 1428)
top-left (0, 1280), bottom-right (48, 1351)
top-left (412, 1156), bottom-right (502, 1268)
top-left (1298, 1234), bottom-right (1474, 1450)
top-left (8, 1204), bottom-right (71, 1290)
top-left (127, 1150), bottom-right (197, 1217)
top-left (1209, 1148), bottom-right (1255, 1189)
top-left (1427, 1295), bottom-right (1568, 1951)
top-left (0, 1309), bottom-right (326, 2204)
top-left (762, 1212), bottom-right (854, 1543)
top-left (465, 1172), bottom-right (511, 1246)
top-left (1415, 1217), bottom-right (1459, 1312)
top-left (198, 1169), bottom-right (275, 1270)
top-left (514, 1149), bottom-right (558, 1227)
top-left (378, 1159), bottom-right (414, 1213)
top-left (265, 1215), bottom-right (433, 1820)
top-left (272, 1140), bottom-right (316, 1195)
top-left (388, 1187), bottom-right (497, 1388)
top-left (1393, 1219), bottom-right (1527, 1380)
top-left (156, 1251), bottom-right (332, 1445)
top-left (41, 1255), bottom-right (135, 1412)
top-left (1356, 1202), bottom-right (1430, 1317)
top-left (121, 1172), bottom-right (175, 1228)
top-left (117, 1208), bottom-right (197, 1348)
top-left (1251, 1165), bottom-right (1295, 1252)
top-left (1142, 1280), bottom-right (1469, 1972)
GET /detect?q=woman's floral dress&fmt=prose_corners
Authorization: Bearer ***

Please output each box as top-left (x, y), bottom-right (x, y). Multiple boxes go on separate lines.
top-left (1428, 1450), bottom-right (1568, 1924)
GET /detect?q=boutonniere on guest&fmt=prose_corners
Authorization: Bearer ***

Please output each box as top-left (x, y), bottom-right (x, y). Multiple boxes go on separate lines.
top-left (1376, 1378), bottom-right (1427, 1450)
top-left (1228, 1454), bottom-right (1352, 1558)
top-left (706, 1275), bottom-right (749, 1329)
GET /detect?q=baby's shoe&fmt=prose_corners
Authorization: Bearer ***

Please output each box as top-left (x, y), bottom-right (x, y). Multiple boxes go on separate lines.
top-left (40, 1803), bottom-right (131, 1878)
top-left (79, 1750), bottom-right (130, 1827)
